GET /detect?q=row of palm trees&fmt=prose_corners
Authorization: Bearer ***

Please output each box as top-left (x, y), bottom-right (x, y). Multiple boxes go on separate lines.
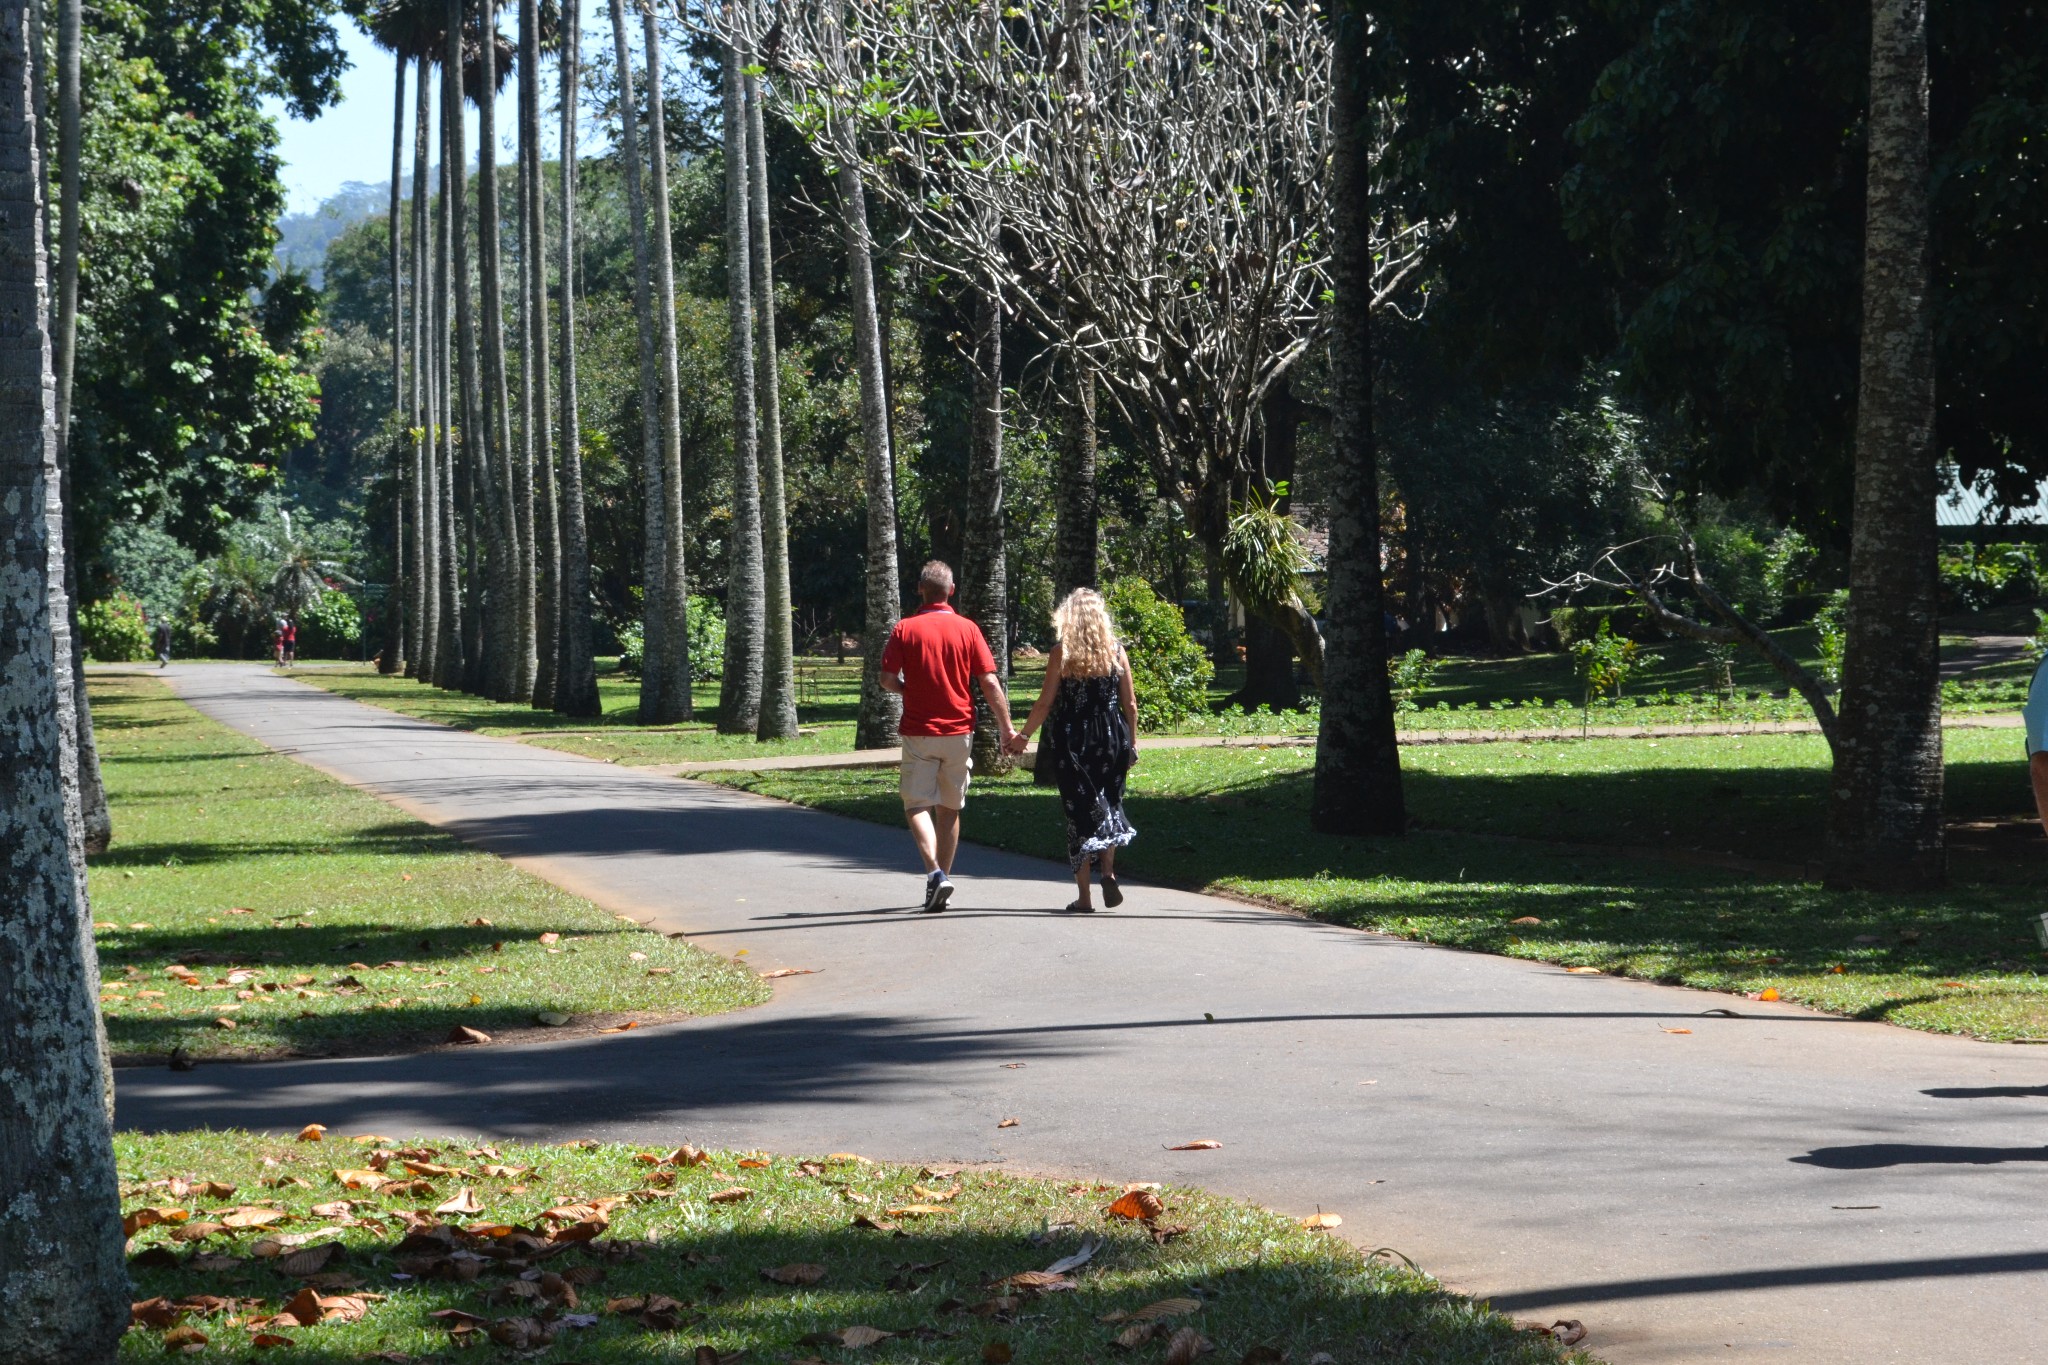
top-left (365, 0), bottom-right (806, 734)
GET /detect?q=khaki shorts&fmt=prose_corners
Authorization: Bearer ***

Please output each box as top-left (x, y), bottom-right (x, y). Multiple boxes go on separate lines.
top-left (900, 733), bottom-right (973, 810)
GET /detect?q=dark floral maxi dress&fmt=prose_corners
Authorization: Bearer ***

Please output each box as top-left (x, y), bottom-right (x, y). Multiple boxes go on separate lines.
top-left (1042, 668), bottom-right (1138, 869)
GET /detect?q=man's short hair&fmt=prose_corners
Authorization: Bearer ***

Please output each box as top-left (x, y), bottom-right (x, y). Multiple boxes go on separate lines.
top-left (918, 560), bottom-right (955, 604)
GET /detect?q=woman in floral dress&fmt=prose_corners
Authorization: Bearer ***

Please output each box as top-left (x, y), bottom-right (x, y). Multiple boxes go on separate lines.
top-left (1011, 588), bottom-right (1139, 911)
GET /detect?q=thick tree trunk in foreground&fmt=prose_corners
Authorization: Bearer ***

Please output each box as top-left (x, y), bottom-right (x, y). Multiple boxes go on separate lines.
top-left (638, 0), bottom-right (691, 717)
top-left (1310, 0), bottom-right (1405, 837)
top-left (961, 283), bottom-right (1009, 772)
top-left (552, 0), bottom-right (601, 717)
top-left (0, 5), bottom-right (127, 1346)
top-left (719, 39), bottom-right (765, 734)
top-left (1825, 0), bottom-right (1943, 889)
top-left (838, 161), bottom-right (904, 749)
top-left (522, 0), bottom-right (558, 709)
top-left (747, 45), bottom-right (798, 740)
top-left (407, 54), bottom-right (434, 680)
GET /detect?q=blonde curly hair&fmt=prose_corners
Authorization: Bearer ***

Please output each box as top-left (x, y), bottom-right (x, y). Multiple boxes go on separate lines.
top-left (1053, 588), bottom-right (1120, 678)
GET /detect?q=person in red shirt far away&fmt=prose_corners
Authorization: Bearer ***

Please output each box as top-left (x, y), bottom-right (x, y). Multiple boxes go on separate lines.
top-left (879, 561), bottom-right (1019, 912)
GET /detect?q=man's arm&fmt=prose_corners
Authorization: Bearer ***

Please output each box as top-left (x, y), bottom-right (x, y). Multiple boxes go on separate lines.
top-left (977, 672), bottom-right (1017, 745)
top-left (879, 669), bottom-right (905, 696)
top-left (2033, 751), bottom-right (2048, 837)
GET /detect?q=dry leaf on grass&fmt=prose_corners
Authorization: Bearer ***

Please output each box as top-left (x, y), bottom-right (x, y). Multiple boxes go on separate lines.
top-left (332, 1169), bottom-right (388, 1191)
top-left (278, 1243), bottom-right (343, 1276)
top-left (839, 1325), bottom-right (892, 1348)
top-left (1166, 1140), bottom-right (1222, 1151)
top-left (989, 1270), bottom-right (1077, 1293)
top-left (911, 1183), bottom-right (961, 1202)
top-left (982, 1344), bottom-right (1015, 1364)
top-left (446, 1025), bottom-right (491, 1045)
top-left (249, 1332), bottom-right (294, 1349)
top-left (1299, 1212), bottom-right (1343, 1230)
top-left (852, 1214), bottom-right (902, 1233)
top-left (295, 1124), bottom-right (326, 1142)
top-left (122, 1207), bottom-right (190, 1236)
top-left (885, 1204), bottom-right (954, 1218)
top-left (1100, 1297), bottom-right (1201, 1324)
top-left (1114, 1322), bottom-right (1167, 1349)
top-left (1106, 1190), bottom-right (1164, 1221)
top-left (1525, 1319), bottom-right (1590, 1346)
top-left (434, 1188), bottom-right (483, 1215)
top-left (1163, 1326), bottom-right (1213, 1364)
top-left (161, 1324), bottom-right (208, 1349)
top-left (219, 1206), bottom-right (287, 1229)
top-left (538, 933), bottom-right (561, 945)
top-left (761, 1262), bottom-right (827, 1286)
top-left (170, 1221), bottom-right (227, 1242)
top-left (707, 1187), bottom-right (752, 1205)
top-left (737, 1157), bottom-right (771, 1169)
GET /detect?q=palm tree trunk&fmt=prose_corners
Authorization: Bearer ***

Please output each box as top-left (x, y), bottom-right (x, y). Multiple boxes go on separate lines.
top-left (408, 52), bottom-right (435, 681)
top-left (745, 40), bottom-right (797, 740)
top-left (837, 159), bottom-right (904, 750)
top-left (960, 281), bottom-right (1008, 771)
top-left (0, 0), bottom-right (127, 1341)
top-left (447, 0), bottom-right (488, 695)
top-left (1309, 0), bottom-right (1404, 837)
top-left (380, 50), bottom-right (408, 676)
top-left (640, 0), bottom-right (690, 720)
top-left (1824, 0), bottom-right (1942, 890)
top-left (606, 0), bottom-right (671, 723)
top-left (719, 37), bottom-right (765, 734)
top-left (476, 0), bottom-right (526, 703)
top-left (552, 0), bottom-right (601, 717)
top-left (522, 0), bottom-right (557, 710)
top-left (434, 46), bottom-right (466, 689)
top-left (1055, 368), bottom-right (1098, 599)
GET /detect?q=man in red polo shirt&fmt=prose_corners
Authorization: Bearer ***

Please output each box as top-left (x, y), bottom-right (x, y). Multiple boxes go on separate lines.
top-left (880, 561), bottom-right (1018, 912)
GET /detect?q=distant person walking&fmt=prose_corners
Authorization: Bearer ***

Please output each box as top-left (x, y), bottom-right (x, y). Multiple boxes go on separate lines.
top-left (152, 617), bottom-right (172, 668)
top-left (1009, 588), bottom-right (1139, 912)
top-left (2027, 651), bottom-right (2048, 835)
top-left (280, 618), bottom-right (297, 668)
top-left (880, 561), bottom-right (1018, 912)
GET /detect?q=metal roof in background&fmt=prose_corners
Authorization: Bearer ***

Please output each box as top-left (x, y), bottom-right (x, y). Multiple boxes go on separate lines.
top-left (1937, 466), bottom-right (2048, 528)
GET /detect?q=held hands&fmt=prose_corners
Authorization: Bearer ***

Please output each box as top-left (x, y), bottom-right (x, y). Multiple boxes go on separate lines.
top-left (1003, 730), bottom-right (1031, 756)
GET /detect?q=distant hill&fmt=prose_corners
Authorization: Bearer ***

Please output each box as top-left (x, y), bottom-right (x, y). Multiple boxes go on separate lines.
top-left (275, 177), bottom-right (419, 285)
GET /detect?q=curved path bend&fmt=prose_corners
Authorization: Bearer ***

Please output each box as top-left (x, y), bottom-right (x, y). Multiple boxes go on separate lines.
top-left (116, 666), bottom-right (2048, 1365)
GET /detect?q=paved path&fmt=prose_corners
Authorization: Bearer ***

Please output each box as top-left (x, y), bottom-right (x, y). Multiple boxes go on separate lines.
top-left (117, 666), bottom-right (2048, 1365)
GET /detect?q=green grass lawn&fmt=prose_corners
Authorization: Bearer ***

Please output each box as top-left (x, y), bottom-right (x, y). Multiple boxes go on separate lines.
top-left (89, 674), bottom-right (766, 1061)
top-left (114, 1131), bottom-right (1585, 1364)
top-left (707, 728), bottom-right (2048, 1042)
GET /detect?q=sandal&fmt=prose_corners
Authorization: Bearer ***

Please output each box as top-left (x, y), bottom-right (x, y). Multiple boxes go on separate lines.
top-left (1065, 900), bottom-right (1096, 914)
top-left (1101, 876), bottom-right (1124, 909)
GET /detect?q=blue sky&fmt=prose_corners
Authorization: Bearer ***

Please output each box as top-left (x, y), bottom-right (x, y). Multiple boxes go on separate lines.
top-left (266, 19), bottom-right (581, 215)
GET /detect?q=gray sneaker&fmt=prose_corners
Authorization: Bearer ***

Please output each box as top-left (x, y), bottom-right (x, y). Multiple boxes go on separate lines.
top-left (924, 874), bottom-right (955, 914)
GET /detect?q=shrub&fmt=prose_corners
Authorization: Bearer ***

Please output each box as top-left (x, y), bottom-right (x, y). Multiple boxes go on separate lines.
top-left (1546, 602), bottom-right (1661, 649)
top-left (1387, 648), bottom-right (1440, 712)
top-left (1814, 588), bottom-right (1850, 690)
top-left (80, 591), bottom-right (151, 662)
top-left (297, 591), bottom-right (362, 658)
top-left (1938, 543), bottom-right (2041, 612)
top-left (617, 597), bottom-right (727, 682)
top-left (1105, 578), bottom-right (1213, 731)
top-left (1570, 618), bottom-right (1659, 705)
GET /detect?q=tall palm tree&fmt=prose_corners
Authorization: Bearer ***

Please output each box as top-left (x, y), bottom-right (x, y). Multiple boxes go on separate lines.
top-left (837, 159), bottom-right (903, 750)
top-left (640, 0), bottom-right (690, 716)
top-left (1309, 0), bottom-right (1404, 837)
top-left (606, 0), bottom-right (674, 722)
top-left (552, 0), bottom-right (601, 716)
top-left (719, 35), bottom-right (764, 734)
top-left (474, 0), bottom-right (528, 702)
top-left (433, 35), bottom-right (467, 689)
top-left (409, 50), bottom-right (438, 681)
top-left (744, 31), bottom-right (797, 740)
top-left (50, 0), bottom-right (109, 854)
top-left (1825, 0), bottom-right (1942, 890)
top-left (520, 0), bottom-right (557, 709)
top-left (0, 0), bottom-right (127, 1344)
top-left (959, 280), bottom-right (1006, 771)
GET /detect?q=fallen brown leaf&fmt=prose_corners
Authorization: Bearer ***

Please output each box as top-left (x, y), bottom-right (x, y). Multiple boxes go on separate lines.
top-left (852, 1215), bottom-right (901, 1233)
top-left (219, 1206), bottom-right (287, 1229)
top-left (1106, 1190), bottom-right (1164, 1221)
top-left (996, 1117), bottom-right (1020, 1129)
top-left (839, 1325), bottom-right (892, 1348)
top-left (434, 1187), bottom-right (483, 1216)
top-left (885, 1204), bottom-right (954, 1218)
top-left (161, 1324), bottom-right (208, 1349)
top-left (760, 967), bottom-right (818, 979)
top-left (1163, 1326), bottom-right (1213, 1365)
top-left (598, 1020), bottom-right (641, 1033)
top-left (1114, 1322), bottom-right (1166, 1349)
top-left (989, 1270), bottom-right (1076, 1293)
top-left (122, 1207), bottom-right (190, 1236)
top-left (737, 1157), bottom-right (771, 1169)
top-left (1662, 1027), bottom-right (1693, 1035)
top-left (249, 1332), bottom-right (294, 1349)
top-left (295, 1124), bottom-right (327, 1142)
top-left (1525, 1319), bottom-right (1590, 1346)
top-left (1166, 1140), bottom-right (1223, 1151)
top-left (446, 1025), bottom-right (491, 1045)
top-left (1101, 1297), bottom-right (1201, 1324)
top-left (539, 932), bottom-right (561, 944)
top-left (761, 1262), bottom-right (827, 1286)
top-left (1299, 1212), bottom-right (1343, 1230)
top-left (983, 1343), bottom-right (1015, 1364)
top-left (707, 1187), bottom-right (751, 1205)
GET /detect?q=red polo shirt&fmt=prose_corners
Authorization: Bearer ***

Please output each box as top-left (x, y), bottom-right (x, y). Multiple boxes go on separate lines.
top-left (880, 603), bottom-right (997, 737)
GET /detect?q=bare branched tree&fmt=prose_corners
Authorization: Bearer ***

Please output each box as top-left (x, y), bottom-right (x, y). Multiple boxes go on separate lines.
top-left (722, 0), bottom-right (1428, 677)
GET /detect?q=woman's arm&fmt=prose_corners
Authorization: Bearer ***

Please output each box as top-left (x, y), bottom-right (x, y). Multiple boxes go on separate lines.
top-left (1117, 647), bottom-right (1139, 757)
top-left (1017, 645), bottom-right (1065, 742)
